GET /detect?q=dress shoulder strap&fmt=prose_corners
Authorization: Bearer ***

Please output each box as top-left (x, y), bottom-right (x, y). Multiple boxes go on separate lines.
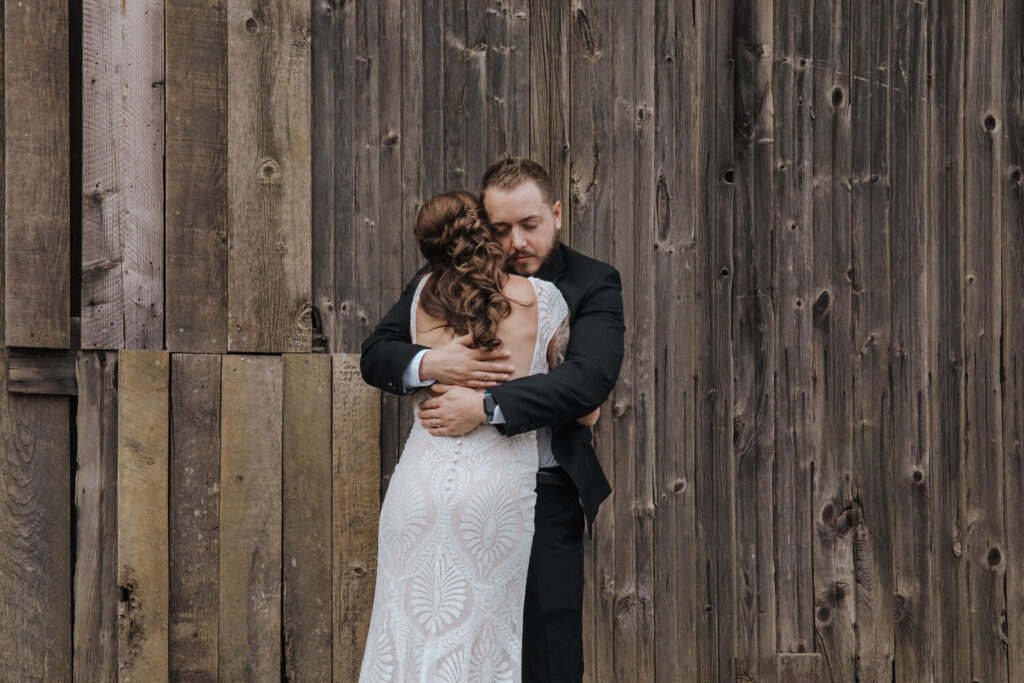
top-left (410, 272), bottom-right (431, 344)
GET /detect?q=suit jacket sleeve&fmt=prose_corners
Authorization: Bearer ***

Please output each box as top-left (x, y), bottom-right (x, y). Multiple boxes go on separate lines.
top-left (488, 266), bottom-right (625, 434)
top-left (360, 268), bottom-right (430, 395)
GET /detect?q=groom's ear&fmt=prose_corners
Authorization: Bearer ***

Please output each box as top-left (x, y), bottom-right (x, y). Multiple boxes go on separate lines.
top-left (552, 200), bottom-right (562, 231)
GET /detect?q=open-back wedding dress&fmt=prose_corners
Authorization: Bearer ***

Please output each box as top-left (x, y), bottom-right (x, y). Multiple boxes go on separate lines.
top-left (358, 273), bottom-right (569, 682)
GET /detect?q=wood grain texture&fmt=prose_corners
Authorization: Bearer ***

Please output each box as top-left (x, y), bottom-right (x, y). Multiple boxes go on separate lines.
top-left (963, 2), bottom-right (1008, 680)
top-left (732, 0), bottom-right (776, 679)
top-left (74, 351), bottom-right (118, 681)
top-left (1002, 0), bottom-right (1024, 678)
top-left (888, 1), bottom-right (927, 681)
top-left (117, 350), bottom-right (169, 681)
top-left (927, 2), bottom-right (970, 679)
top-left (692, 1), bottom-right (737, 678)
top-left (282, 353), bottom-right (333, 680)
top-left (4, 0), bottom-right (69, 347)
top-left (227, 0), bottom-right (312, 353)
top-left (219, 353), bottom-right (283, 680)
top-left (81, 0), bottom-right (164, 350)
top-left (809, 2), bottom-right (856, 680)
top-left (772, 0), bottom-right (816, 655)
top-left (0, 354), bottom-right (71, 681)
top-left (569, 2), bottom-right (616, 680)
top-left (169, 353), bottom-right (221, 680)
top-left (332, 354), bottom-right (380, 681)
top-left (649, 0), bottom-right (700, 679)
top-left (166, 0), bottom-right (228, 353)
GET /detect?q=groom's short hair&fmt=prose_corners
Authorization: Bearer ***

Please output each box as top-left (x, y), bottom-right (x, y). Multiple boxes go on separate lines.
top-left (480, 156), bottom-right (556, 205)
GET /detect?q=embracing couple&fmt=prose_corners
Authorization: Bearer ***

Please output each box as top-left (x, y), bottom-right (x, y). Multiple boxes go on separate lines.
top-left (357, 156), bottom-right (625, 682)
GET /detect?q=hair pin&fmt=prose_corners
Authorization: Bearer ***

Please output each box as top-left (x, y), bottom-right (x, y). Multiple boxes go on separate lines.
top-left (466, 208), bottom-right (478, 219)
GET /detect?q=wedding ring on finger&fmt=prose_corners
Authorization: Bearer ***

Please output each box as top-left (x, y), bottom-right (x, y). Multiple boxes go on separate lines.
top-left (434, 417), bottom-right (440, 428)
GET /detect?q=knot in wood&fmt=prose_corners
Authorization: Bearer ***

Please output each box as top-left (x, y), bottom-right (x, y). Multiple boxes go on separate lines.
top-left (258, 158), bottom-right (281, 184)
top-left (244, 15), bottom-right (261, 34)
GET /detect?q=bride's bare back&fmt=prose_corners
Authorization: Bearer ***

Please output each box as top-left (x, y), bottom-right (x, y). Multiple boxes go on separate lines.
top-left (414, 274), bottom-right (538, 380)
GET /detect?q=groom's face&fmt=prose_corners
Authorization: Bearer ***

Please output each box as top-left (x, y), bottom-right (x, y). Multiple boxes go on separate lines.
top-left (482, 180), bottom-right (561, 276)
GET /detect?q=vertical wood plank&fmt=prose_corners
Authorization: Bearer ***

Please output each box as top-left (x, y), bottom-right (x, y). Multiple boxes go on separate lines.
top-left (650, 0), bottom-right (700, 680)
top-left (609, 0), bottom-right (639, 678)
top-left (74, 351), bottom-right (119, 681)
top-left (117, 350), bottom-right (169, 681)
top-left (692, 0), bottom-right (736, 678)
top-left (732, 0), bottom-right (776, 679)
top-left (529, 0), bottom-right (569, 240)
top-left (4, 0), bottom-right (69, 347)
top-left (421, 0), bottom-right (446, 199)
top-left (443, 0), bottom-right (467, 189)
top-left (332, 354), bottom-right (381, 681)
top-left (507, 0), bottom-right (530, 157)
top-left (772, 0), bottom-right (816, 655)
top-left (227, 0), bottom-right (312, 353)
top-left (311, 0), bottom-right (343, 353)
top-left (963, 1), bottom-right (1008, 680)
top-left (0, 364), bottom-right (72, 680)
top-left (570, 2), bottom-right (617, 679)
top-left (927, 1), bottom-right (970, 679)
top-left (464, 0), bottom-right (488, 187)
top-left (169, 353), bottom-right (221, 679)
top-left (283, 354), bottom-right (333, 679)
top-left (1002, 0), bottom-right (1024, 678)
top-left (485, 0), bottom-right (510, 160)
top-left (219, 353), bottom-right (282, 680)
top-left (888, 1), bottom-right (931, 681)
top-left (166, 0), bottom-right (229, 353)
top-left (777, 652), bottom-right (824, 682)
top-left (809, 2), bottom-right (857, 680)
top-left (81, 0), bottom-right (164, 350)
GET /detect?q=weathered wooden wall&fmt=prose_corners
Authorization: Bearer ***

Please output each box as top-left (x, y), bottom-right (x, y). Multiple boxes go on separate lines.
top-left (0, 0), bottom-right (1022, 681)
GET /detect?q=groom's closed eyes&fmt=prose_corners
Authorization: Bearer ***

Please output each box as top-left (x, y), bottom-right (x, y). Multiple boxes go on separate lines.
top-left (490, 215), bottom-right (541, 235)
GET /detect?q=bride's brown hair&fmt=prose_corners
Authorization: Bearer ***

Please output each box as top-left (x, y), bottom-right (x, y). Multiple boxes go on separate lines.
top-left (413, 191), bottom-right (512, 351)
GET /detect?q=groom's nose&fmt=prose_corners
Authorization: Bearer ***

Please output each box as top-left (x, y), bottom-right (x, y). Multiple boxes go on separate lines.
top-left (511, 228), bottom-right (528, 250)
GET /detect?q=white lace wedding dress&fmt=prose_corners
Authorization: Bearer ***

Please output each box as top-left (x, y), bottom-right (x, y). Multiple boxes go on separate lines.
top-left (358, 274), bottom-right (569, 682)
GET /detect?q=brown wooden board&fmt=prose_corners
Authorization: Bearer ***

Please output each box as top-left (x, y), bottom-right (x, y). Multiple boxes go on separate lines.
top-left (1002, 0), bottom-right (1024, 677)
top-left (169, 353), bottom-right (221, 679)
top-left (963, 2), bottom-right (1008, 680)
top-left (166, 0), bottom-right (228, 353)
top-left (219, 353), bottom-right (283, 679)
top-left (117, 350), bottom-right (169, 680)
top-left (927, 2), bottom-right (970, 679)
top-left (568, 6), bottom-right (616, 676)
top-left (731, 0), bottom-right (777, 679)
top-left (809, 2), bottom-right (857, 680)
top-left (227, 0), bottom-right (312, 353)
top-left (0, 357), bottom-right (72, 679)
top-left (888, 1), bottom-right (929, 680)
top-left (772, 0), bottom-right (816, 656)
top-left (332, 354), bottom-right (381, 681)
top-left (282, 353), bottom-right (333, 679)
top-left (81, 0), bottom-right (164, 350)
top-left (74, 351), bottom-right (118, 681)
top-left (3, 0), bottom-right (69, 348)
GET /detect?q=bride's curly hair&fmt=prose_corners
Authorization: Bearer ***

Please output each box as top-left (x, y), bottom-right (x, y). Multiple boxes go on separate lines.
top-left (413, 191), bottom-right (512, 351)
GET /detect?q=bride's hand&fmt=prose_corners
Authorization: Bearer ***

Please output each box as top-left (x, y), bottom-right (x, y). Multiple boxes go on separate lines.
top-left (420, 333), bottom-right (515, 388)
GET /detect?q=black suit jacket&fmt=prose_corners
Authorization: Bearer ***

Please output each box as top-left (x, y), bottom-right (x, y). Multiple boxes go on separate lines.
top-left (360, 242), bottom-right (625, 535)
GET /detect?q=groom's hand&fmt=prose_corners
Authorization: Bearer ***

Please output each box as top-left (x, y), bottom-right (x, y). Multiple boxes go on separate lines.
top-left (420, 333), bottom-right (514, 388)
top-left (418, 384), bottom-right (487, 436)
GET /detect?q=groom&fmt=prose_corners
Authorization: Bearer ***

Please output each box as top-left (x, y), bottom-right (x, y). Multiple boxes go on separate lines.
top-left (360, 156), bottom-right (624, 681)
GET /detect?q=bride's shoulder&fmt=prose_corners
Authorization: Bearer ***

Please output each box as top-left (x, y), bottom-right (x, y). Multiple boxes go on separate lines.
top-left (503, 274), bottom-right (538, 306)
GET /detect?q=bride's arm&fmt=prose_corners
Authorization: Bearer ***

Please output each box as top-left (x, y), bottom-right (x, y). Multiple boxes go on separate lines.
top-left (546, 315), bottom-right (600, 427)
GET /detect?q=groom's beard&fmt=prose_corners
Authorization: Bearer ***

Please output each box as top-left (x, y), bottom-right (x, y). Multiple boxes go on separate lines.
top-left (505, 233), bottom-right (558, 276)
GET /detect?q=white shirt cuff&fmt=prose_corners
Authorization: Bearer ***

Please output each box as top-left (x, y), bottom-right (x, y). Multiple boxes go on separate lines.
top-left (490, 404), bottom-right (506, 424)
top-left (402, 349), bottom-right (436, 391)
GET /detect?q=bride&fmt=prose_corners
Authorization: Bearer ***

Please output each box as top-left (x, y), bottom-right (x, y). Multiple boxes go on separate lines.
top-left (358, 190), bottom-right (596, 682)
